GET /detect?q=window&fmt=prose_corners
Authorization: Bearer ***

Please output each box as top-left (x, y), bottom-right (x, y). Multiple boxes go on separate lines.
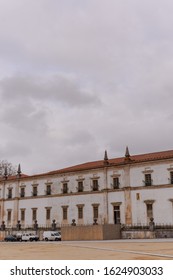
top-left (78, 207), bottom-right (83, 219)
top-left (144, 200), bottom-right (155, 223)
top-left (113, 177), bottom-right (120, 189)
top-left (146, 204), bottom-right (153, 221)
top-left (92, 179), bottom-right (99, 191)
top-left (170, 172), bottom-right (173, 184)
top-left (78, 181), bottom-right (83, 192)
top-left (46, 185), bottom-right (51, 195)
top-left (8, 189), bottom-right (12, 199)
top-left (32, 186), bottom-right (38, 196)
top-left (32, 208), bottom-right (37, 221)
top-left (113, 205), bottom-right (121, 224)
top-left (46, 208), bottom-right (51, 220)
top-left (144, 174), bottom-right (152, 186)
top-left (93, 205), bottom-right (99, 219)
top-left (77, 204), bottom-right (84, 221)
top-left (20, 187), bottom-right (25, 198)
top-left (21, 209), bottom-right (25, 222)
top-left (7, 210), bottom-right (12, 222)
top-left (62, 206), bottom-right (68, 220)
top-left (62, 183), bottom-right (68, 194)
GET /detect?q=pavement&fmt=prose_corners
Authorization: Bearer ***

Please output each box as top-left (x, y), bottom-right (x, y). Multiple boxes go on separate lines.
top-left (1, 239), bottom-right (173, 260)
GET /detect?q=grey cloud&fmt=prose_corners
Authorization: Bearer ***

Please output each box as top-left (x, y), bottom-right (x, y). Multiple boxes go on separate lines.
top-left (1, 103), bottom-right (48, 134)
top-left (0, 74), bottom-right (100, 107)
top-left (0, 141), bottom-right (31, 159)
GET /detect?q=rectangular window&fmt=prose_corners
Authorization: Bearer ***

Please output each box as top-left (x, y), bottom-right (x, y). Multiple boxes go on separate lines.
top-left (32, 186), bottom-right (38, 196)
top-left (92, 179), bottom-right (98, 191)
top-left (21, 209), bottom-right (25, 222)
top-left (145, 174), bottom-right (152, 186)
top-left (78, 181), bottom-right (83, 192)
top-left (46, 185), bottom-right (51, 195)
top-left (146, 204), bottom-right (153, 220)
top-left (46, 208), bottom-right (51, 220)
top-left (78, 207), bottom-right (83, 219)
top-left (62, 183), bottom-right (68, 194)
top-left (93, 206), bottom-right (99, 219)
top-left (62, 207), bottom-right (68, 220)
top-left (8, 189), bottom-right (12, 199)
top-left (32, 209), bottom-right (37, 221)
top-left (20, 187), bottom-right (25, 198)
top-left (113, 205), bottom-right (121, 224)
top-left (170, 172), bottom-right (173, 184)
top-left (7, 210), bottom-right (12, 222)
top-left (113, 177), bottom-right (119, 189)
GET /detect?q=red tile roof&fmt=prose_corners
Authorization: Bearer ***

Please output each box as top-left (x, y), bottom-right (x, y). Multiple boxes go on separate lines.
top-left (1, 150), bottom-right (173, 181)
top-left (45, 149), bottom-right (173, 175)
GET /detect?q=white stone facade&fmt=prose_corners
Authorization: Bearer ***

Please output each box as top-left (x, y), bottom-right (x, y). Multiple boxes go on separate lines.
top-left (0, 149), bottom-right (173, 228)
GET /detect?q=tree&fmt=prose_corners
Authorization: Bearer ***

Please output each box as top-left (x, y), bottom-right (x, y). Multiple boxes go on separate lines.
top-left (0, 160), bottom-right (17, 178)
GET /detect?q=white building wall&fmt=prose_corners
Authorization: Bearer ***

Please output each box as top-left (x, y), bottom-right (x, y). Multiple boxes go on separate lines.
top-left (107, 168), bottom-right (124, 189)
top-left (131, 187), bottom-right (173, 224)
top-left (130, 161), bottom-right (173, 187)
top-left (108, 191), bottom-right (125, 224)
top-left (18, 192), bottom-right (104, 225)
top-left (1, 157), bottom-right (173, 228)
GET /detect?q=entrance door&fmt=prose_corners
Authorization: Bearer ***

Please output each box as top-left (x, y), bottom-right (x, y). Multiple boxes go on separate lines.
top-left (114, 205), bottom-right (120, 224)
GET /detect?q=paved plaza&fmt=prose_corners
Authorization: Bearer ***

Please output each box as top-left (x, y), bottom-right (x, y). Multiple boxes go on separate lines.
top-left (0, 239), bottom-right (173, 260)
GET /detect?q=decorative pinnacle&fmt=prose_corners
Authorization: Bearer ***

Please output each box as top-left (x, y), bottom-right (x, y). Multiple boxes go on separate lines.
top-left (4, 166), bottom-right (8, 180)
top-left (125, 146), bottom-right (131, 162)
top-left (104, 150), bottom-right (109, 165)
top-left (104, 150), bottom-right (108, 161)
top-left (125, 146), bottom-right (130, 157)
top-left (17, 164), bottom-right (22, 177)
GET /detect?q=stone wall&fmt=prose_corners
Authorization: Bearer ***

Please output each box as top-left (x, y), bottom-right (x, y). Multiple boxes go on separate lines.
top-left (122, 229), bottom-right (173, 239)
top-left (121, 230), bottom-right (156, 239)
top-left (155, 229), bottom-right (173, 238)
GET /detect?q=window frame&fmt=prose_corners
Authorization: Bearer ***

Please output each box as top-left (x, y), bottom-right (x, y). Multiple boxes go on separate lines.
top-left (92, 179), bottom-right (99, 191)
top-left (32, 208), bottom-right (37, 221)
top-left (144, 173), bottom-right (152, 186)
top-left (113, 177), bottom-right (120, 189)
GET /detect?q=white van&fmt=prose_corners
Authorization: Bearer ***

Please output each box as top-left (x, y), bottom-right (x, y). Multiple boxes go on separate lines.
top-left (43, 231), bottom-right (61, 241)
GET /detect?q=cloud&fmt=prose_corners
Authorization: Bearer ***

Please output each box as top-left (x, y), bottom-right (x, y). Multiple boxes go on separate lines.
top-left (0, 74), bottom-right (100, 107)
top-left (0, 0), bottom-right (173, 174)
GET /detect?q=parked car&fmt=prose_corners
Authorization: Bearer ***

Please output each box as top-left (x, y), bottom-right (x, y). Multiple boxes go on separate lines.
top-left (16, 232), bottom-right (39, 242)
top-left (43, 231), bottom-right (61, 241)
top-left (4, 235), bottom-right (18, 242)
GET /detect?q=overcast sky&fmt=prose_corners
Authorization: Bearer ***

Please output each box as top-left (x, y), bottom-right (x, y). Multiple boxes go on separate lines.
top-left (0, 0), bottom-right (173, 175)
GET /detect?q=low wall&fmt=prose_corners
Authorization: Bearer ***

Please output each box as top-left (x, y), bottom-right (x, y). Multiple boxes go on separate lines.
top-left (0, 231), bottom-right (5, 241)
top-left (122, 229), bottom-right (173, 239)
top-left (121, 231), bottom-right (156, 239)
top-left (2, 227), bottom-right (173, 241)
top-left (61, 224), bottom-right (121, 241)
top-left (155, 229), bottom-right (173, 238)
